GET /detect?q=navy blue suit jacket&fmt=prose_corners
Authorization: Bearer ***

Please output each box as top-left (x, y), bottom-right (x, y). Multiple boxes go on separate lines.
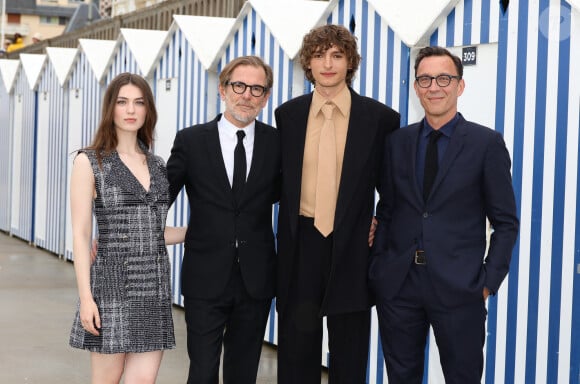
top-left (370, 114), bottom-right (519, 307)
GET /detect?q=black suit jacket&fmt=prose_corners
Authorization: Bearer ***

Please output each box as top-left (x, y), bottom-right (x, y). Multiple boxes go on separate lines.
top-left (166, 115), bottom-right (280, 300)
top-left (275, 88), bottom-right (400, 316)
top-left (370, 115), bottom-right (519, 307)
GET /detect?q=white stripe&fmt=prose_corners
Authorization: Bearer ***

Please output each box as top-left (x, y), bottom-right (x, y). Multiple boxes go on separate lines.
top-left (472, 0), bottom-right (482, 44)
top-left (489, 0), bottom-right (500, 42)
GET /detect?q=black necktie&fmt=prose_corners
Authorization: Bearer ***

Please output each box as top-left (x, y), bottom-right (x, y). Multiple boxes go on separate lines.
top-left (423, 130), bottom-right (443, 201)
top-left (232, 130), bottom-right (246, 201)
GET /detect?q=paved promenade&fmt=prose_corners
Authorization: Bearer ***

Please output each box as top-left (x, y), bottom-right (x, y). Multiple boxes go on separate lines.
top-left (0, 232), bottom-right (323, 383)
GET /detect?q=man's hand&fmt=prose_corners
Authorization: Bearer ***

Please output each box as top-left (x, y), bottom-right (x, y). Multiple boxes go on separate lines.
top-left (90, 239), bottom-right (98, 264)
top-left (483, 287), bottom-right (491, 300)
top-left (368, 217), bottom-right (378, 247)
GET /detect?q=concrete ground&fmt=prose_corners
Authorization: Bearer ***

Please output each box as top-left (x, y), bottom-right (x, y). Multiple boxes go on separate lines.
top-left (0, 232), bottom-right (328, 383)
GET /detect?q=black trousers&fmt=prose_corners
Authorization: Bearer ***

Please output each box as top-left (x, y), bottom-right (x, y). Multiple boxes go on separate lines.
top-left (277, 216), bottom-right (371, 384)
top-left (184, 262), bottom-right (271, 384)
top-left (376, 262), bottom-right (487, 384)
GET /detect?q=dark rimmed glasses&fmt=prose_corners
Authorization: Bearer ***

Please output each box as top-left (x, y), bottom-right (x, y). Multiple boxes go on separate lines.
top-left (415, 74), bottom-right (461, 88)
top-left (226, 81), bottom-right (269, 97)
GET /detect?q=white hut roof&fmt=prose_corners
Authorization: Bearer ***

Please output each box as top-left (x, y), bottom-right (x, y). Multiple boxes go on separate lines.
top-left (45, 47), bottom-right (77, 86)
top-left (78, 39), bottom-right (117, 82)
top-left (566, 0), bottom-right (580, 10)
top-left (367, 0), bottom-right (460, 46)
top-left (172, 15), bottom-right (236, 71)
top-left (19, 54), bottom-right (47, 90)
top-left (119, 28), bottom-right (168, 77)
top-left (0, 59), bottom-right (20, 93)
top-left (239, 0), bottom-right (331, 59)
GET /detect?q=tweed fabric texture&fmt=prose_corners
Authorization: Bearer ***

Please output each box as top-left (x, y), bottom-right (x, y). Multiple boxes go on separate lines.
top-left (69, 147), bottom-right (175, 353)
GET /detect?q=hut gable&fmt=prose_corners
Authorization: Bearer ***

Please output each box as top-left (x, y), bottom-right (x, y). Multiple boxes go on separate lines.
top-left (0, 60), bottom-right (20, 93)
top-left (19, 54), bottom-right (46, 90)
top-left (45, 48), bottom-right (77, 87)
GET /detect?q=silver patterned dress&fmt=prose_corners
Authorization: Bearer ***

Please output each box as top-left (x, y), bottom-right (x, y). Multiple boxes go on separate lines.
top-left (69, 148), bottom-right (175, 353)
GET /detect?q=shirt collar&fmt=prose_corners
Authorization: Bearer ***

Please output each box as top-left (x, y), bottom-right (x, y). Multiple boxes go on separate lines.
top-left (218, 113), bottom-right (256, 140)
top-left (421, 113), bottom-right (459, 138)
top-left (312, 85), bottom-right (351, 118)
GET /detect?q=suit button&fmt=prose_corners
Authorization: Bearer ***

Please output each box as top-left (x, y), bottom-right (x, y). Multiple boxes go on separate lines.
top-left (423, 212), bottom-right (429, 218)
top-left (235, 210), bottom-right (240, 216)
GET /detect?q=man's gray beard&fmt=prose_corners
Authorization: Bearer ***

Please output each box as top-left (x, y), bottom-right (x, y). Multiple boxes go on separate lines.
top-left (229, 109), bottom-right (257, 125)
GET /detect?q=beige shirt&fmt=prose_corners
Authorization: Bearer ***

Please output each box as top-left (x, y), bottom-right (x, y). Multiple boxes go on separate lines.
top-left (299, 86), bottom-right (351, 217)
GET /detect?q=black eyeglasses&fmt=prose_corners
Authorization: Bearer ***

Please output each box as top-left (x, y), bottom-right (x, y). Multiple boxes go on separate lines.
top-left (415, 74), bottom-right (461, 88)
top-left (225, 81), bottom-right (269, 97)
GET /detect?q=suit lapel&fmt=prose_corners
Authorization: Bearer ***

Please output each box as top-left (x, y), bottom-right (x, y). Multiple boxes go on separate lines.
top-left (333, 91), bottom-right (377, 229)
top-left (244, 121), bottom-right (266, 198)
top-left (285, 95), bottom-right (312, 236)
top-left (405, 124), bottom-right (423, 204)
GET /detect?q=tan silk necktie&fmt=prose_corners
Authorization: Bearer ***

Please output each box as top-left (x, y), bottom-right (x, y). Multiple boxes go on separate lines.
top-left (314, 103), bottom-right (337, 237)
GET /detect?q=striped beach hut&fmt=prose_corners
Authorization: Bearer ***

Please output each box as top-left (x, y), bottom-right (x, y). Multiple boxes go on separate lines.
top-left (153, 14), bottom-right (236, 306)
top-left (9, 54), bottom-right (46, 243)
top-left (0, 59), bottom-right (20, 233)
top-left (323, 0), bottom-right (580, 382)
top-left (64, 39), bottom-right (117, 261)
top-left (105, 28), bottom-right (168, 83)
top-left (34, 47), bottom-right (77, 255)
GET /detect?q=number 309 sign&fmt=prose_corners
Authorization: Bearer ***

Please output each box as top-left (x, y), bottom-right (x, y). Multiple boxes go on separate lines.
top-left (462, 46), bottom-right (477, 66)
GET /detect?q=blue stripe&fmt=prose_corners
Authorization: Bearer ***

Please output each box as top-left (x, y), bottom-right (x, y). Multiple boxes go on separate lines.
top-left (195, 60), bottom-right (201, 124)
top-left (547, 3), bottom-right (572, 382)
top-left (337, 0), bottom-right (344, 26)
top-left (31, 91), bottom-right (38, 244)
top-left (251, 9), bottom-right (257, 55)
top-left (385, 28), bottom-right (394, 108)
top-left (398, 42), bottom-right (410, 127)
top-left (463, 0), bottom-right (473, 45)
top-left (422, 335), bottom-right (429, 384)
top-left (372, 13), bottom-right (381, 101)
top-left (243, 15), bottom-right (248, 54)
top-left (486, 4), bottom-right (508, 381)
top-left (480, 1), bottom-right (490, 44)
top-left (376, 334), bottom-right (384, 383)
top-left (260, 18), bottom-right (266, 61)
top-left (430, 30), bottom-right (439, 46)
top-left (446, 8), bottom-right (455, 46)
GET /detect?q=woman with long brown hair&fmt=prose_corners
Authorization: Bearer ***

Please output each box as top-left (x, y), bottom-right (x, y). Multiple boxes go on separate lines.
top-left (68, 72), bottom-right (185, 383)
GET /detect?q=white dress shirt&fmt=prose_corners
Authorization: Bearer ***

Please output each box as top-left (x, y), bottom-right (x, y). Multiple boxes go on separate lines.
top-left (218, 115), bottom-right (255, 187)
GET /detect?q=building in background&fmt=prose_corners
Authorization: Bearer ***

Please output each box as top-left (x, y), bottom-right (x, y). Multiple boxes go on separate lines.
top-left (3, 0), bottom-right (96, 46)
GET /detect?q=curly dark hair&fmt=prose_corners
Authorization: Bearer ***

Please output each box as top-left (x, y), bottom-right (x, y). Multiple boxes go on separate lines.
top-left (299, 24), bottom-right (361, 86)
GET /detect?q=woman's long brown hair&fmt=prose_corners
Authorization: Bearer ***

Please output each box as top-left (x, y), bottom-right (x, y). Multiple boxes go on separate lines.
top-left (86, 72), bottom-right (157, 167)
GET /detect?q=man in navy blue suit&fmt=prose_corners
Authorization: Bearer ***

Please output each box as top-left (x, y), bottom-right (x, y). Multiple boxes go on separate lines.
top-left (370, 46), bottom-right (519, 383)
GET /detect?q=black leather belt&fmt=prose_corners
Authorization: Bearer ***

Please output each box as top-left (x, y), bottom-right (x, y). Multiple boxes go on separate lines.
top-left (414, 250), bottom-right (426, 265)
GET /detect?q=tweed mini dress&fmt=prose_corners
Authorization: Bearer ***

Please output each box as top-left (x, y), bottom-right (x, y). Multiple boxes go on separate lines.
top-left (69, 148), bottom-right (175, 353)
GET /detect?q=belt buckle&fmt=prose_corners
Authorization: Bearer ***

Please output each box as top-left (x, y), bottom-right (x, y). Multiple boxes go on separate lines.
top-left (414, 250), bottom-right (426, 265)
